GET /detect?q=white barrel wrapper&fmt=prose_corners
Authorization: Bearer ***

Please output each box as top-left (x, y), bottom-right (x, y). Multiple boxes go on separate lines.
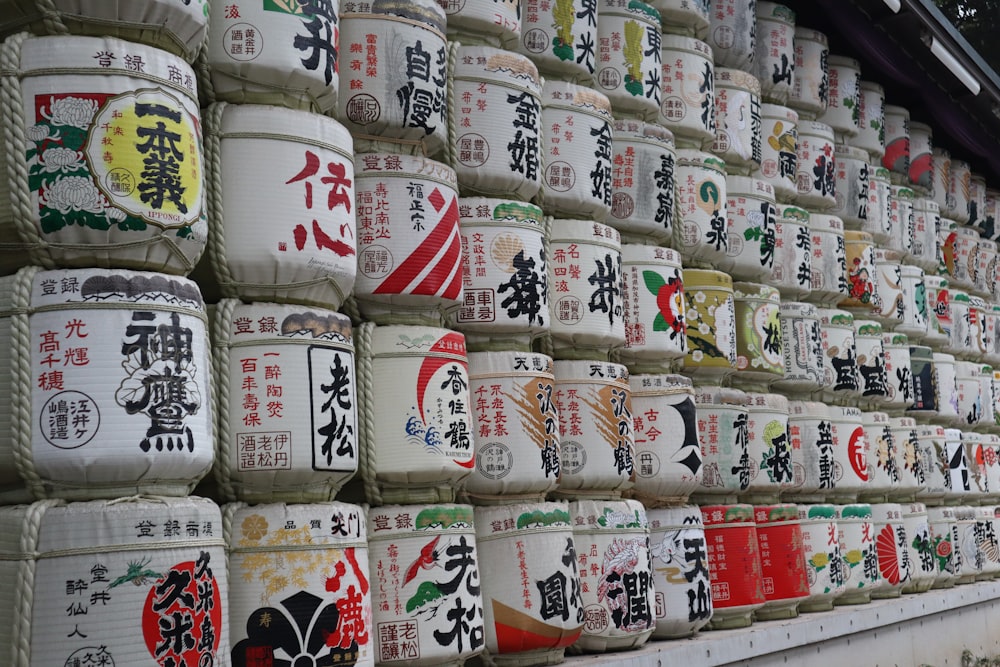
top-left (648, 505), bottom-right (713, 638)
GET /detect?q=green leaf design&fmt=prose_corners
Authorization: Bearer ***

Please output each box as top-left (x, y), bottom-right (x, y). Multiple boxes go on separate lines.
top-left (744, 227), bottom-right (763, 242)
top-left (653, 312), bottom-right (668, 332)
top-left (642, 269), bottom-right (665, 295)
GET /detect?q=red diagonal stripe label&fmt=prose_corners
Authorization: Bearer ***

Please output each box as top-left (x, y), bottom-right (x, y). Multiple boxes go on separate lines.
top-left (373, 196), bottom-right (460, 296)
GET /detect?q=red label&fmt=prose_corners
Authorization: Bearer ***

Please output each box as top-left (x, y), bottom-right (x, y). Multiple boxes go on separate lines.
top-left (705, 525), bottom-right (765, 610)
top-left (848, 427), bottom-right (869, 482)
top-left (755, 523), bottom-right (809, 603)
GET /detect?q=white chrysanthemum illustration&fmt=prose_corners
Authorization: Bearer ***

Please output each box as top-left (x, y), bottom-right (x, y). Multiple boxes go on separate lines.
top-left (105, 206), bottom-right (128, 222)
top-left (39, 176), bottom-right (106, 214)
top-left (42, 96), bottom-right (98, 129)
top-left (39, 147), bottom-right (84, 173)
top-left (27, 124), bottom-right (53, 142)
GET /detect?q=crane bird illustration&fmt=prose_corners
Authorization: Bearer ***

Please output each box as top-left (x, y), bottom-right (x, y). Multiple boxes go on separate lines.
top-left (403, 535), bottom-right (442, 587)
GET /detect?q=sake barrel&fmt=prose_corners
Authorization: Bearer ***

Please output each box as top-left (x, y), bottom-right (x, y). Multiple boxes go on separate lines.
top-left (707, 0), bottom-right (756, 71)
top-left (547, 219), bottom-right (626, 358)
top-left (608, 120), bottom-right (677, 243)
top-left (932, 147), bottom-right (953, 214)
top-left (841, 231), bottom-right (878, 312)
top-left (817, 55), bottom-right (862, 139)
top-left (768, 205), bottom-right (812, 300)
top-left (452, 198), bottom-right (548, 348)
top-left (911, 197), bottom-right (942, 274)
top-left (909, 121), bottom-right (934, 194)
top-left (899, 265), bottom-right (929, 341)
top-left (901, 502), bottom-right (937, 593)
top-left (759, 104), bottom-right (798, 202)
top-left (691, 386), bottom-right (752, 503)
top-left (731, 282), bottom-right (784, 383)
top-left (596, 0), bottom-right (662, 119)
top-left (989, 308), bottom-right (1000, 366)
top-left (964, 432), bottom-right (991, 500)
top-left (740, 392), bottom-right (790, 503)
top-left (939, 218), bottom-right (959, 283)
top-left (796, 504), bottom-right (846, 612)
top-left (629, 374), bottom-right (702, 504)
top-left (722, 177), bottom-right (777, 281)
top-left (794, 121), bottom-right (837, 210)
top-left (0, 267), bottom-right (213, 502)
top-left (473, 503), bottom-right (584, 665)
top-left (654, 0), bottom-right (711, 39)
top-left (443, 0), bottom-right (521, 48)
top-left (675, 149), bottom-right (729, 266)
top-left (945, 291), bottom-right (971, 357)
top-left (712, 69), bottom-right (763, 173)
top-left (970, 172), bottom-right (988, 231)
top-left (338, 1), bottom-right (448, 157)
top-left (462, 351), bottom-right (561, 503)
top-left (203, 103), bottom-right (356, 309)
top-left (518, 0), bottom-right (598, 82)
top-left (860, 411), bottom-right (899, 503)
top-left (952, 225), bottom-right (980, 291)
top-left (773, 301), bottom-right (824, 391)
top-left (956, 361), bottom-right (987, 428)
top-left (869, 164), bottom-right (894, 247)
top-left (925, 275), bottom-right (952, 348)
top-left (816, 308), bottom-right (861, 402)
top-left (681, 269), bottom-right (738, 378)
top-left (213, 301), bottom-right (357, 503)
top-left (974, 239), bottom-right (997, 299)
top-left (0, 496), bottom-right (228, 665)
top-left (983, 435), bottom-right (1000, 502)
top-left (973, 506), bottom-right (1000, 578)
top-left (752, 503), bottom-right (810, 620)
top-left (618, 245), bottom-right (688, 370)
top-left (701, 503), bottom-right (766, 628)
top-left (908, 345), bottom-right (939, 418)
top-left (539, 82), bottom-right (614, 221)
top-left (833, 503), bottom-right (879, 605)
top-left (659, 35), bottom-right (717, 149)
top-left (552, 360), bottom-right (635, 498)
top-left (980, 363), bottom-right (998, 427)
top-left (986, 188), bottom-right (1000, 242)
top-left (367, 504), bottom-right (484, 665)
top-left (807, 213), bottom-right (849, 305)
top-left (870, 249), bottom-right (904, 331)
top-left (648, 506), bottom-right (713, 638)
top-left (449, 46), bottom-right (543, 201)
top-left (355, 323), bottom-right (474, 505)
top-left (927, 505), bottom-right (960, 587)
top-left (753, 2), bottom-right (795, 104)
top-left (887, 185), bottom-right (916, 258)
top-left (0, 34), bottom-right (206, 275)
top-left (955, 506), bottom-right (981, 582)
top-left (1, 0), bottom-right (207, 62)
top-left (205, 0), bottom-right (340, 112)
top-left (933, 353), bottom-right (961, 425)
top-left (227, 502), bottom-right (373, 666)
top-left (850, 80), bottom-right (886, 161)
top-left (882, 105), bottom-right (910, 183)
top-left (787, 401), bottom-right (836, 502)
top-left (353, 154), bottom-right (462, 326)
top-left (569, 499), bottom-right (654, 651)
top-left (944, 428), bottom-right (972, 502)
top-left (890, 417), bottom-right (925, 502)
top-left (993, 370), bottom-right (1000, 432)
top-left (828, 406), bottom-right (870, 503)
top-left (948, 159), bottom-right (973, 224)
top-left (832, 145), bottom-right (873, 229)
top-left (869, 503), bottom-right (910, 598)
top-left (789, 27), bottom-right (829, 118)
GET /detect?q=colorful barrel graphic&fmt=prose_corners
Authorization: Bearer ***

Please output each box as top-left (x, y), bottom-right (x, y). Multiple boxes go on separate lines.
top-left (869, 503), bottom-right (910, 598)
top-left (797, 504), bottom-right (846, 612)
top-left (681, 269), bottom-right (737, 378)
top-left (463, 351), bottom-right (561, 503)
top-left (741, 393), bottom-right (791, 502)
top-left (944, 428), bottom-right (972, 502)
top-left (355, 324), bottom-right (474, 505)
top-left (547, 219), bottom-right (626, 358)
top-left (948, 159), bottom-right (972, 224)
top-left (0, 267), bottom-right (212, 502)
top-left (552, 360), bottom-right (635, 498)
top-left (833, 503), bottom-right (879, 605)
top-left (817, 308), bottom-right (861, 402)
top-left (938, 217), bottom-right (960, 284)
top-left (366, 504), bottom-right (484, 665)
top-left (707, 0), bottom-right (756, 71)
top-left (653, 0), bottom-right (711, 39)
top-left (0, 34), bottom-right (206, 275)
top-left (854, 320), bottom-right (888, 403)
top-left (353, 154), bottom-right (462, 325)
top-left (768, 205), bottom-right (813, 300)
top-left (828, 406), bottom-right (870, 503)
top-left (934, 353), bottom-right (961, 425)
top-left (675, 149), bottom-right (729, 267)
top-left (609, 120), bottom-right (677, 243)
top-left (974, 239), bottom-right (996, 299)
top-left (860, 411), bottom-right (899, 503)
top-left (832, 145), bottom-right (873, 230)
top-left (985, 189), bottom-right (1000, 242)
top-left (338, 1), bottom-right (448, 157)
top-left (789, 27), bottom-right (829, 118)
top-left (539, 81), bottom-right (614, 221)
top-left (841, 231), bottom-right (878, 311)
top-left (964, 432), bottom-right (991, 499)
top-left (473, 503), bottom-right (584, 663)
top-left (902, 502), bottom-right (937, 593)
top-left (0, 496), bottom-right (228, 665)
top-left (970, 172), bottom-right (988, 230)
top-left (629, 374), bottom-right (702, 504)
top-left (924, 275), bottom-right (952, 348)
top-left (871, 248), bottom-right (904, 331)
top-left (774, 301), bottom-right (824, 391)
top-left (956, 361), bottom-right (988, 428)
top-left (701, 503), bottom-right (766, 628)
top-left (759, 104), bottom-right (799, 202)
top-left (890, 417), bottom-right (925, 502)
top-left (213, 301), bottom-right (357, 503)
top-left (946, 291), bottom-right (972, 358)
top-left (453, 198), bottom-right (548, 347)
top-left (618, 245), bottom-right (688, 370)
top-left (443, 0), bottom-right (521, 48)
top-left (911, 197), bottom-right (941, 274)
top-left (908, 345), bottom-right (939, 417)
top-left (722, 176), bottom-right (777, 282)
top-left (932, 147), bottom-right (953, 214)
top-left (898, 264), bottom-right (929, 341)
top-left (712, 68), bottom-right (763, 174)
top-left (880, 337), bottom-right (913, 410)
top-left (449, 45), bottom-right (542, 201)
top-left (869, 165), bottom-right (894, 247)
top-left (754, 2), bottom-right (796, 104)
top-left (851, 80), bottom-right (886, 161)
top-left (882, 104), bottom-right (910, 181)
top-left (887, 185), bottom-right (915, 258)
top-left (227, 502), bottom-right (372, 666)
top-left (648, 506), bottom-right (713, 638)
top-left (787, 401), bottom-right (836, 501)
top-left (953, 225), bottom-right (981, 292)
top-left (691, 386), bottom-right (752, 502)
top-left (973, 506), bottom-right (1000, 578)
top-left (596, 0), bottom-right (662, 120)
top-left (732, 282), bottom-right (783, 382)
top-left (518, 0), bottom-right (598, 82)
top-left (569, 499), bottom-right (654, 652)
top-left (205, 0), bottom-right (340, 112)
top-left (818, 55), bottom-right (862, 139)
top-left (203, 103), bottom-right (356, 309)
top-left (909, 121), bottom-right (934, 194)
top-left (753, 503), bottom-right (810, 620)
top-left (927, 505), bottom-right (960, 588)
top-left (659, 35), bottom-right (717, 149)
top-left (954, 506), bottom-right (980, 583)
top-left (794, 121), bottom-right (837, 210)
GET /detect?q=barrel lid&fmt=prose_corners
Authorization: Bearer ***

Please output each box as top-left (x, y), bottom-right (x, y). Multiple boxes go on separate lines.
top-left (883, 332), bottom-right (909, 347)
top-left (914, 197), bottom-right (940, 213)
top-left (854, 320), bottom-right (883, 336)
top-left (647, 505), bottom-right (704, 530)
top-left (630, 373), bottom-right (693, 392)
top-left (684, 268), bottom-right (734, 290)
top-left (216, 300), bottom-right (353, 346)
top-left (915, 423), bottom-right (946, 437)
top-left (458, 198), bottom-right (544, 226)
top-left (453, 45), bottom-right (542, 94)
top-left (474, 502), bottom-right (573, 539)
top-left (862, 411), bottom-right (890, 425)
top-left (831, 405), bottom-right (863, 419)
top-left (754, 504), bottom-right (799, 524)
top-left (828, 54), bottom-right (861, 68)
top-left (542, 80), bottom-right (613, 119)
top-left (810, 213), bottom-right (844, 232)
top-left (952, 291), bottom-right (970, 304)
top-left (969, 295), bottom-right (988, 308)
top-left (899, 264), bottom-right (923, 277)
top-left (872, 166), bottom-right (892, 181)
top-left (909, 121), bottom-right (933, 134)
top-left (600, 0), bottom-right (661, 24)
top-left (694, 385), bottom-right (747, 405)
top-left (22, 267), bottom-right (204, 311)
top-left (570, 499), bottom-right (648, 531)
top-left (726, 175), bottom-right (775, 200)
top-left (909, 344), bottom-right (934, 360)
top-left (889, 416), bottom-right (917, 428)
top-left (612, 119), bottom-right (675, 147)
top-left (798, 504), bottom-right (836, 520)
top-left (778, 205), bottom-right (810, 224)
top-left (874, 247), bottom-right (901, 262)
top-left (793, 27), bottom-right (829, 44)
top-left (744, 391), bottom-right (789, 411)
top-left (356, 152), bottom-right (457, 186)
top-left (818, 308), bottom-right (854, 327)
top-left (549, 219), bottom-right (622, 248)
top-left (799, 120), bottom-right (835, 139)
top-left (924, 274), bottom-right (949, 288)
top-left (228, 501), bottom-right (366, 548)
top-left (836, 503), bottom-right (873, 520)
top-left (761, 103), bottom-right (799, 122)
top-left (844, 229), bottom-right (875, 243)
top-left (927, 506), bottom-right (956, 520)
top-left (733, 282), bottom-right (781, 302)
top-left (701, 503), bottom-right (755, 526)
top-left (676, 149), bottom-right (727, 173)
top-left (933, 146), bottom-right (951, 157)
top-left (884, 104), bottom-right (911, 118)
top-left (345, 0), bottom-right (447, 33)
top-left (788, 400), bottom-right (831, 417)
top-left (217, 102), bottom-right (353, 148)
top-left (860, 80), bottom-right (885, 93)
top-left (661, 33), bottom-right (714, 59)
top-left (757, 1), bottom-right (796, 24)
top-left (780, 301), bottom-right (819, 317)
top-left (620, 243), bottom-right (683, 266)
top-left (890, 186), bottom-right (915, 199)
top-left (467, 350), bottom-right (554, 377)
top-left (715, 68), bottom-right (762, 96)
top-left (834, 144), bottom-right (869, 161)
top-left (868, 503), bottom-right (904, 520)
top-left (367, 504), bottom-right (474, 540)
top-left (369, 325), bottom-right (467, 358)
